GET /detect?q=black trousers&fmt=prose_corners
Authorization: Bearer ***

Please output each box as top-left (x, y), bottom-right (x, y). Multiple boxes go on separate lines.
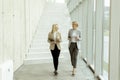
top-left (51, 44), bottom-right (60, 71)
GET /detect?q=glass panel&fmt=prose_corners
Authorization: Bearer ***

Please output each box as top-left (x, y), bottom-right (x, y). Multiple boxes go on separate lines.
top-left (55, 0), bottom-right (65, 3)
top-left (103, 0), bottom-right (110, 80)
top-left (46, 0), bottom-right (55, 3)
top-left (119, 26), bottom-right (120, 80)
top-left (92, 0), bottom-right (96, 67)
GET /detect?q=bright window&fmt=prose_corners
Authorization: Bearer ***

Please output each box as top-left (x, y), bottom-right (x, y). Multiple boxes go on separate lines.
top-left (103, 0), bottom-right (110, 80)
top-left (55, 0), bottom-right (65, 3)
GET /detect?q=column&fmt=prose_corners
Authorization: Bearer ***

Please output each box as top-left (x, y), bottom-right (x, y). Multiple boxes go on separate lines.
top-left (95, 0), bottom-right (104, 76)
top-left (109, 0), bottom-right (120, 80)
top-left (81, 0), bottom-right (88, 59)
top-left (25, 0), bottom-right (31, 50)
top-left (87, 0), bottom-right (94, 65)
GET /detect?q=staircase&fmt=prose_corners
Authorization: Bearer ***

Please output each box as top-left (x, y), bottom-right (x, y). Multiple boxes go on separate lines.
top-left (24, 2), bottom-right (71, 64)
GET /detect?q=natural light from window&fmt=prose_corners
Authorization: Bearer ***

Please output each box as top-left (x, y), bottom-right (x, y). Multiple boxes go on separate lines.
top-left (56, 0), bottom-right (65, 3)
top-left (46, 0), bottom-right (65, 3)
top-left (105, 0), bottom-right (110, 6)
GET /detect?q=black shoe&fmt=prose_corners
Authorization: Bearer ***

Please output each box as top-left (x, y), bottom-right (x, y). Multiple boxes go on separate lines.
top-left (72, 71), bottom-right (75, 76)
top-left (54, 71), bottom-right (58, 75)
top-left (72, 73), bottom-right (75, 76)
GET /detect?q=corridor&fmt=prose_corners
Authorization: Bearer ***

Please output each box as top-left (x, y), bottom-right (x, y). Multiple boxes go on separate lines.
top-left (15, 59), bottom-right (96, 80)
top-left (14, 1), bottom-right (96, 80)
top-left (0, 0), bottom-right (120, 80)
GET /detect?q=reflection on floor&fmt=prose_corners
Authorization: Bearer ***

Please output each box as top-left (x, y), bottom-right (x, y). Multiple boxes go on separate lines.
top-left (14, 59), bottom-right (98, 80)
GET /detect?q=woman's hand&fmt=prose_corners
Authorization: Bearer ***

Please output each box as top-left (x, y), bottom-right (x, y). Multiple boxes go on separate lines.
top-left (69, 36), bottom-right (79, 41)
top-left (51, 41), bottom-right (56, 44)
top-left (75, 37), bottom-right (79, 41)
top-left (56, 40), bottom-right (60, 43)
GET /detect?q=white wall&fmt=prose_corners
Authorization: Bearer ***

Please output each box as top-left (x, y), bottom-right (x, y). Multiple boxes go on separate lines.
top-left (0, 0), bottom-right (3, 64)
top-left (0, 0), bottom-right (2, 78)
top-left (13, 0), bottom-right (26, 70)
top-left (2, 0), bottom-right (14, 65)
top-left (0, 0), bottom-right (46, 72)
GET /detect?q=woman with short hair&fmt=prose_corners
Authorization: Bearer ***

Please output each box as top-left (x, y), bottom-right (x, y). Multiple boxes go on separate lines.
top-left (68, 21), bottom-right (81, 75)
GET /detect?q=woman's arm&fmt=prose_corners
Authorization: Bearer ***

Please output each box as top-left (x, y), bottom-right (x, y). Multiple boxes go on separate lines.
top-left (48, 32), bottom-right (53, 43)
top-left (48, 32), bottom-right (56, 44)
top-left (59, 33), bottom-right (62, 42)
top-left (68, 29), bottom-right (71, 40)
top-left (76, 31), bottom-right (81, 41)
top-left (48, 32), bottom-right (51, 43)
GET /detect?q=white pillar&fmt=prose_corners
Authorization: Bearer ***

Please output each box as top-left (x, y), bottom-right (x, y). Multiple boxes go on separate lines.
top-left (95, 0), bottom-right (104, 76)
top-left (87, 0), bottom-right (94, 65)
top-left (25, 0), bottom-right (31, 50)
top-left (19, 0), bottom-right (26, 65)
top-left (81, 0), bottom-right (88, 59)
top-left (109, 0), bottom-right (120, 80)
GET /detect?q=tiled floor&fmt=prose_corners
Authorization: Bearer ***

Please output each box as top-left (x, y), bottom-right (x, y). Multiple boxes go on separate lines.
top-left (14, 59), bottom-right (97, 80)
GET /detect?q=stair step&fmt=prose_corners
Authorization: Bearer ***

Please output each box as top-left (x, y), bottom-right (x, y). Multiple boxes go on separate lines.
top-left (26, 52), bottom-right (51, 59)
top-left (25, 3), bottom-right (71, 65)
top-left (29, 49), bottom-right (50, 53)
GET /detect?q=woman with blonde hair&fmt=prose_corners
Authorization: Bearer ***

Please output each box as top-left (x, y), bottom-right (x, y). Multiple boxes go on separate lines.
top-left (48, 24), bottom-right (62, 75)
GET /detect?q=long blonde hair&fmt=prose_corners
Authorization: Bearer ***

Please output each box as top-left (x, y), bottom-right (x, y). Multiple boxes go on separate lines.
top-left (51, 24), bottom-right (58, 33)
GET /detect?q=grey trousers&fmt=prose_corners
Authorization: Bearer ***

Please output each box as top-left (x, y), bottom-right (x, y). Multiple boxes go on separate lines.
top-left (69, 43), bottom-right (78, 68)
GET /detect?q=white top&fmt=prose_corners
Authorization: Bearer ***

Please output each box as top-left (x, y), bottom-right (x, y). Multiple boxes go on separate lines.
top-left (54, 32), bottom-right (57, 41)
top-left (68, 29), bottom-right (81, 49)
top-left (71, 30), bottom-right (78, 42)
